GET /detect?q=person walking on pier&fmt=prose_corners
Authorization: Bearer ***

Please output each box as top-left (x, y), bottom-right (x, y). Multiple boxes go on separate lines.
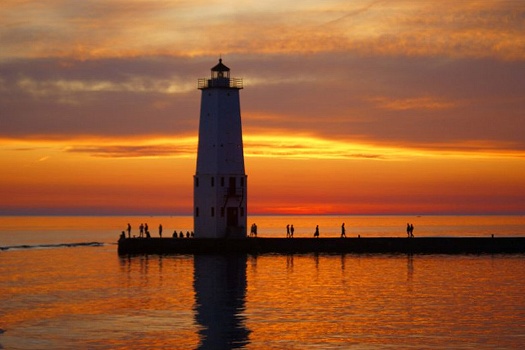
top-left (250, 223), bottom-right (258, 237)
top-left (286, 224), bottom-right (290, 238)
top-left (341, 223), bottom-right (346, 238)
top-left (139, 223), bottom-right (144, 238)
top-left (406, 223), bottom-right (415, 238)
top-left (159, 224), bottom-right (163, 238)
top-left (127, 223), bottom-right (131, 238)
top-left (290, 224), bottom-right (294, 238)
top-left (314, 225), bottom-right (320, 238)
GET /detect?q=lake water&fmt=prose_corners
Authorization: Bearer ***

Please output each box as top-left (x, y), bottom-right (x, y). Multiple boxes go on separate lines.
top-left (1, 215), bottom-right (524, 349)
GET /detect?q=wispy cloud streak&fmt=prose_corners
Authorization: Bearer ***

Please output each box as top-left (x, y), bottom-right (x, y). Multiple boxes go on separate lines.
top-left (1, 1), bottom-right (524, 60)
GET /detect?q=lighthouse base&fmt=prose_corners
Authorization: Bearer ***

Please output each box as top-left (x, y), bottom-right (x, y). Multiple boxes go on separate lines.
top-left (226, 226), bottom-right (246, 238)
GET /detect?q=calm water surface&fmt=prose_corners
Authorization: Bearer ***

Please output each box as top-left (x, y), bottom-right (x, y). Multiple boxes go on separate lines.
top-left (1, 215), bottom-right (524, 349)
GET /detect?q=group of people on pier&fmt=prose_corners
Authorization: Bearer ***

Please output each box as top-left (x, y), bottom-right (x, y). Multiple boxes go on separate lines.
top-left (122, 223), bottom-right (193, 239)
top-left (121, 221), bottom-right (416, 240)
top-left (173, 231), bottom-right (194, 238)
top-left (278, 222), bottom-right (414, 238)
top-left (286, 224), bottom-right (295, 238)
top-left (282, 223), bottom-right (346, 238)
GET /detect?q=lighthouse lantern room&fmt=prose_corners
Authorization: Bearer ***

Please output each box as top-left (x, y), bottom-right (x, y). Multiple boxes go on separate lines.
top-left (194, 59), bottom-right (247, 238)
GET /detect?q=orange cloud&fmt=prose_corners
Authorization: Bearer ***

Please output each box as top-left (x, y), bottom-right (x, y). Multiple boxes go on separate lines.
top-left (368, 96), bottom-right (459, 111)
top-left (64, 137), bottom-right (197, 158)
top-left (1, 1), bottom-right (523, 61)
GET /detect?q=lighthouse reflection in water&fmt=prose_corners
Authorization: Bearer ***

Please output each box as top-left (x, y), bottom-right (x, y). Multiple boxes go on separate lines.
top-left (193, 254), bottom-right (250, 349)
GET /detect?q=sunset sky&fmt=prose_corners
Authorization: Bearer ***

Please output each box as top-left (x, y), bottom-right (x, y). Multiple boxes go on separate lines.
top-left (1, 0), bottom-right (524, 215)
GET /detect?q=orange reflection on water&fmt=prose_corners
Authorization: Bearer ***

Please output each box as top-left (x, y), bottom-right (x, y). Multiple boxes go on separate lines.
top-left (2, 245), bottom-right (525, 349)
top-left (245, 254), bottom-right (525, 348)
top-left (2, 247), bottom-right (199, 349)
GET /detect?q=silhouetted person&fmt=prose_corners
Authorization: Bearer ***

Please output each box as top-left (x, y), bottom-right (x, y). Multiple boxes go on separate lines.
top-left (341, 223), bottom-right (346, 238)
top-left (144, 223), bottom-right (149, 236)
top-left (186, 231), bottom-right (190, 238)
top-left (127, 223), bottom-right (131, 238)
top-left (191, 231), bottom-right (194, 237)
top-left (314, 225), bottom-right (319, 238)
top-left (249, 223), bottom-right (257, 237)
top-left (146, 230), bottom-right (151, 238)
top-left (173, 231), bottom-right (177, 238)
top-left (406, 223), bottom-right (411, 238)
top-left (290, 224), bottom-right (294, 238)
top-left (179, 231), bottom-right (184, 238)
top-left (140, 223), bottom-right (144, 238)
top-left (286, 224), bottom-right (290, 238)
top-left (159, 224), bottom-right (163, 238)
top-left (410, 224), bottom-right (414, 238)
top-left (120, 231), bottom-right (126, 240)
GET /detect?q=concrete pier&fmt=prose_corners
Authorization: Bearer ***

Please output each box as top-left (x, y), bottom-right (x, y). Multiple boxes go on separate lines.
top-left (118, 237), bottom-right (525, 255)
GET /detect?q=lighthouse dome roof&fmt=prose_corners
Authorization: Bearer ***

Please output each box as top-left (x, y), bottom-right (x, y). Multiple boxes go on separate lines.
top-left (211, 59), bottom-right (230, 72)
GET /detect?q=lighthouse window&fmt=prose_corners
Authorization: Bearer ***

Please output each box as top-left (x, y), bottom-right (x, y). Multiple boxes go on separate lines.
top-left (211, 207), bottom-right (215, 217)
top-left (229, 177), bottom-right (236, 195)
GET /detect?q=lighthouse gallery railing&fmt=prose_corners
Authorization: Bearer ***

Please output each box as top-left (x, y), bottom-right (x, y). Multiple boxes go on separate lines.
top-left (198, 77), bottom-right (243, 89)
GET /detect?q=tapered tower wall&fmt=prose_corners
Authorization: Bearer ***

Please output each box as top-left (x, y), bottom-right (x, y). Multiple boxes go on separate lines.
top-left (194, 61), bottom-right (247, 238)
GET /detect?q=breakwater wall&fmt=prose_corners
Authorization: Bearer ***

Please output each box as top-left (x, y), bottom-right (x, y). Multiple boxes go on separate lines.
top-left (117, 237), bottom-right (525, 255)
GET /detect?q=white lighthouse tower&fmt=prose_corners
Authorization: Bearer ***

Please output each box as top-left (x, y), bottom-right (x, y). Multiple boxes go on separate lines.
top-left (194, 59), bottom-right (247, 238)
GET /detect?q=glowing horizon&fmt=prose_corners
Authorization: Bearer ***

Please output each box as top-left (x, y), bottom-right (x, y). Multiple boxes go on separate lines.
top-left (1, 132), bottom-right (524, 215)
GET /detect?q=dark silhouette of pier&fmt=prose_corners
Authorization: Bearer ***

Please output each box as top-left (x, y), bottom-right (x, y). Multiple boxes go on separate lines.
top-left (118, 236), bottom-right (525, 255)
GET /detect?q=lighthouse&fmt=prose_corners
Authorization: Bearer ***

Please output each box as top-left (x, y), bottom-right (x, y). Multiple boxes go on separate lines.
top-left (194, 59), bottom-right (247, 238)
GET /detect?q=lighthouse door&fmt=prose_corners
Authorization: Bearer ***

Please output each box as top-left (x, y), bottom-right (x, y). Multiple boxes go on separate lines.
top-left (227, 207), bottom-right (238, 227)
